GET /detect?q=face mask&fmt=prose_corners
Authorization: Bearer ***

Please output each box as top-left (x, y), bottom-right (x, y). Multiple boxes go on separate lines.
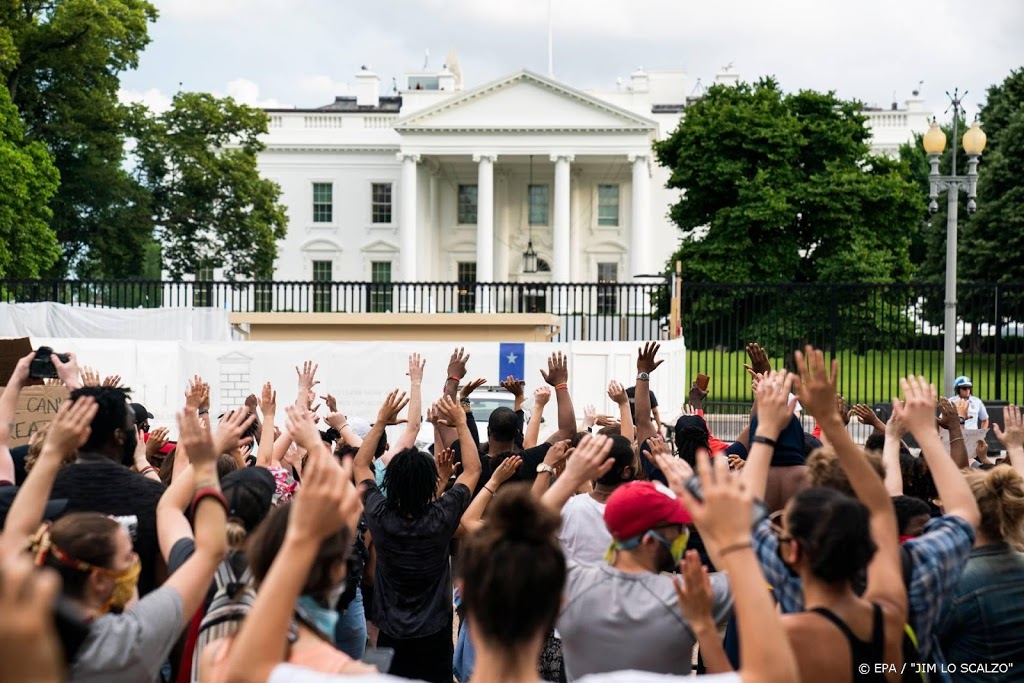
top-left (648, 529), bottom-right (690, 572)
top-left (297, 594), bottom-right (340, 639)
top-left (102, 555), bottom-right (141, 612)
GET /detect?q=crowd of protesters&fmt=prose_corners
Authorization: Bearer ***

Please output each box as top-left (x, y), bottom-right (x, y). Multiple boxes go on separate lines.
top-left (0, 340), bottom-right (1022, 683)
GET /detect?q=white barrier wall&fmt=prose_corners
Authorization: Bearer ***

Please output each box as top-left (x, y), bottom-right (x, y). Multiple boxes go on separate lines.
top-left (32, 337), bottom-right (687, 440)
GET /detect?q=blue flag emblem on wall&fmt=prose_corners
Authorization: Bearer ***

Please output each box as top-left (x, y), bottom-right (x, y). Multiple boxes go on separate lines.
top-left (498, 343), bottom-right (526, 382)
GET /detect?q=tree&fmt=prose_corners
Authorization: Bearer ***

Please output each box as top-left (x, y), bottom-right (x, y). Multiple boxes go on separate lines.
top-left (655, 78), bottom-right (923, 284)
top-left (655, 78), bottom-right (925, 352)
top-left (0, 0), bottom-right (159, 277)
top-left (0, 82), bottom-right (59, 278)
top-left (128, 93), bottom-right (288, 280)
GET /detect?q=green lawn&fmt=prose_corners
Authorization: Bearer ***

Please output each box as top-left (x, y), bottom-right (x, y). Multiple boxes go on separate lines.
top-left (688, 349), bottom-right (1024, 406)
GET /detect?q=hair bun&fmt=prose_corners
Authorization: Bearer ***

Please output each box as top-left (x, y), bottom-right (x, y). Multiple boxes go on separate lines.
top-left (486, 485), bottom-right (560, 543)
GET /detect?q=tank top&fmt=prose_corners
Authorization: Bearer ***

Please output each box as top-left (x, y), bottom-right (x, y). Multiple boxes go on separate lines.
top-left (809, 602), bottom-right (887, 682)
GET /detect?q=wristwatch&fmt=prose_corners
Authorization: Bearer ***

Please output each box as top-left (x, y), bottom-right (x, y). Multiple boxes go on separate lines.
top-left (636, 372), bottom-right (650, 382)
top-left (536, 463), bottom-right (556, 476)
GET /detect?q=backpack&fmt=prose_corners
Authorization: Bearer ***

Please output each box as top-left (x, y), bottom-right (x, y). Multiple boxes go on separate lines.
top-left (190, 558), bottom-right (257, 683)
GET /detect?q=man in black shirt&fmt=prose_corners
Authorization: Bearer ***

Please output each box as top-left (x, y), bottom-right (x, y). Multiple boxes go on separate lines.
top-left (626, 385), bottom-right (662, 433)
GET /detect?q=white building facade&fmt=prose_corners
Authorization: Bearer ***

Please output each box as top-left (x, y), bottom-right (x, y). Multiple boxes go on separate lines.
top-left (257, 64), bottom-right (931, 288)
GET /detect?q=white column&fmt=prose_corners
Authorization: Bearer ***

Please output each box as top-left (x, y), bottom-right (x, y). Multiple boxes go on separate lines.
top-left (473, 153), bottom-right (496, 283)
top-left (551, 154), bottom-right (574, 282)
top-left (398, 152), bottom-right (420, 282)
top-left (629, 153), bottom-right (651, 278)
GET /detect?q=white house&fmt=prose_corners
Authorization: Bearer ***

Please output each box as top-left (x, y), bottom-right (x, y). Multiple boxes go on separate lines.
top-left (256, 62), bottom-right (931, 288)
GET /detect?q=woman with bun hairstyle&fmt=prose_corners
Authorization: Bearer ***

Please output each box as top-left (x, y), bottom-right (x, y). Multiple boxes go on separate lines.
top-left (938, 405), bottom-right (1024, 679)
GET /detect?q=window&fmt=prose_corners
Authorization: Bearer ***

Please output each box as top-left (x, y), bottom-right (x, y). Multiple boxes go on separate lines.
top-left (312, 260), bottom-right (332, 313)
top-left (369, 261), bottom-right (392, 312)
top-left (597, 185), bottom-right (620, 226)
top-left (528, 184), bottom-right (549, 225)
top-left (597, 262), bottom-right (619, 315)
top-left (371, 183), bottom-right (392, 224)
top-left (457, 261), bottom-right (476, 313)
top-left (458, 185), bottom-right (478, 224)
top-left (313, 182), bottom-right (333, 223)
top-left (192, 266), bottom-right (214, 308)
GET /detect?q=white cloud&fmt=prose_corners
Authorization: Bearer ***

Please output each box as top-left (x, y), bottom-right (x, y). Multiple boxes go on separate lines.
top-left (224, 78), bottom-right (292, 108)
top-left (119, 87), bottom-right (173, 113)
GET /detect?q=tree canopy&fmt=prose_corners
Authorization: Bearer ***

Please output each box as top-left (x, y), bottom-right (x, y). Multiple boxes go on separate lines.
top-left (654, 78), bottom-right (924, 284)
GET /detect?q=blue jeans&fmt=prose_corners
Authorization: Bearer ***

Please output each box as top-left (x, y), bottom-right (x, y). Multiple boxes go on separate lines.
top-left (335, 587), bottom-right (367, 660)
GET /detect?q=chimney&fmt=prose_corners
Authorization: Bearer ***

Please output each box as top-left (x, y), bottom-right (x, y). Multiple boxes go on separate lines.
top-left (438, 65), bottom-right (456, 91)
top-left (355, 66), bottom-right (380, 108)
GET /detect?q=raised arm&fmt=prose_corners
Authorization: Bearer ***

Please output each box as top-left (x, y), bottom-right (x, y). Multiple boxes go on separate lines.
top-left (675, 550), bottom-right (731, 673)
top-left (159, 408), bottom-right (228, 624)
top-left (741, 370), bottom-right (797, 501)
top-left (256, 383), bottom-right (277, 467)
top-left (0, 397), bottom-right (97, 558)
top-left (354, 390), bottom-right (408, 485)
top-left (795, 348), bottom-right (903, 612)
top-left (223, 444), bottom-right (361, 683)
top-left (634, 342), bottom-right (664, 446)
top-left (894, 377), bottom-right (981, 530)
top-left (51, 352), bottom-right (83, 391)
top-left (437, 395), bottom-right (481, 493)
top-left (457, 455), bottom-right (523, 537)
top-left (540, 351), bottom-right (577, 442)
top-left (994, 404), bottom-right (1024, 476)
top-left (937, 397), bottom-right (970, 470)
top-left (540, 434), bottom-right (613, 513)
top-left (294, 361), bottom-right (319, 409)
top-left (881, 408), bottom-right (907, 496)
top-left (157, 462), bottom-right (196, 562)
top-left (0, 353), bottom-right (34, 483)
top-left (607, 380), bottom-right (635, 443)
top-left (500, 376), bottom-right (526, 413)
top-left (524, 386), bottom-right (550, 449)
top-left (443, 347), bottom-right (470, 403)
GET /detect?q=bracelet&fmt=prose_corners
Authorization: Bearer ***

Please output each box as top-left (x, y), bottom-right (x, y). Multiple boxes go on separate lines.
top-left (189, 487), bottom-right (228, 518)
top-left (139, 466), bottom-right (157, 477)
top-left (447, 376), bottom-right (462, 383)
top-left (483, 486), bottom-right (496, 495)
top-left (751, 435), bottom-right (777, 447)
top-left (198, 409), bottom-right (209, 415)
top-left (949, 437), bottom-right (964, 444)
top-left (718, 541), bottom-right (754, 558)
top-left (555, 383), bottom-right (568, 392)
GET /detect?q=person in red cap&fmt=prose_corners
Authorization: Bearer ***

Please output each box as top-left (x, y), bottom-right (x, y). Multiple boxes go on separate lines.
top-left (548, 464), bottom-right (733, 680)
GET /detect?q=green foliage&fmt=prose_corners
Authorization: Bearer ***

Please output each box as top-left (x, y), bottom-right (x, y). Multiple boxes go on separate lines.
top-left (1, 0), bottom-right (158, 277)
top-left (128, 93), bottom-right (288, 280)
top-left (0, 81), bottom-right (59, 277)
top-left (655, 78), bottom-right (924, 285)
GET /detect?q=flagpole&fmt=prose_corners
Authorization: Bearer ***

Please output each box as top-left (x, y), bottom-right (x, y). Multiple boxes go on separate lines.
top-left (547, 0), bottom-right (554, 79)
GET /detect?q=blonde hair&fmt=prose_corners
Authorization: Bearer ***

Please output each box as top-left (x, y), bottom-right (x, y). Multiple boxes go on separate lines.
top-left (966, 466), bottom-right (1024, 550)
top-left (806, 447), bottom-right (885, 498)
top-left (24, 426), bottom-right (77, 473)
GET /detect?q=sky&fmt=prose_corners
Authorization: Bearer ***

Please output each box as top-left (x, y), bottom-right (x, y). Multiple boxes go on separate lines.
top-left (120, 0), bottom-right (1024, 120)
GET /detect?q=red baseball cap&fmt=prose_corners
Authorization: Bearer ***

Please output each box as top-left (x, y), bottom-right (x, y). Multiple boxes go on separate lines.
top-left (603, 481), bottom-right (692, 541)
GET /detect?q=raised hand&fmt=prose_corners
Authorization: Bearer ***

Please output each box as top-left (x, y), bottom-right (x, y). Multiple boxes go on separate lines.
top-left (892, 376), bottom-right (939, 437)
top-left (295, 361), bottom-right (319, 392)
top-left (460, 378), bottom-right (487, 401)
top-left (0, 554), bottom-right (65, 683)
top-left (560, 434), bottom-right (614, 483)
top-left (285, 404), bottom-right (322, 453)
top-left (743, 342), bottom-right (772, 377)
top-left (51, 352), bottom-right (81, 389)
top-left (43, 397), bottom-right (98, 456)
top-left (540, 351), bottom-right (569, 386)
top-left (145, 427), bottom-right (170, 458)
top-left (534, 385), bottom-right (552, 408)
top-left (937, 397), bottom-right (962, 432)
top-left (852, 404), bottom-right (885, 431)
top-left (793, 346), bottom-right (839, 422)
top-left (500, 376), bottom-right (525, 399)
top-left (101, 374), bottom-right (123, 388)
top-left (258, 382), bottom-right (277, 416)
top-left (290, 448), bottom-right (362, 543)
top-left (320, 393), bottom-right (338, 414)
top-left (447, 347), bottom-right (470, 382)
top-left (178, 408), bottom-right (216, 467)
top-left (974, 439), bottom-right (993, 465)
top-left (688, 381), bottom-right (708, 409)
top-left (727, 454), bottom-right (746, 471)
top-left (408, 353), bottom-right (426, 385)
top-left (679, 404), bottom-right (698, 417)
top-left (653, 442), bottom-right (695, 498)
top-left (955, 398), bottom-right (971, 420)
top-left (753, 369), bottom-right (797, 437)
top-left (325, 411), bottom-right (348, 431)
top-left (884, 405), bottom-right (909, 439)
top-left (994, 405), bottom-right (1024, 452)
top-left (185, 376), bottom-right (209, 411)
top-left (583, 405), bottom-right (597, 429)
top-left (837, 395), bottom-right (850, 426)
top-left (435, 447), bottom-right (459, 483)
top-left (676, 452), bottom-right (752, 550)
top-left (81, 366), bottom-right (101, 387)
top-left (542, 439), bottom-right (572, 468)
top-left (675, 550), bottom-right (715, 627)
top-left (489, 454), bottom-right (522, 487)
top-left (377, 389), bottom-right (410, 426)
top-left (636, 342), bottom-right (663, 375)
top-left (607, 380), bottom-right (628, 406)
top-left (213, 408), bottom-right (257, 457)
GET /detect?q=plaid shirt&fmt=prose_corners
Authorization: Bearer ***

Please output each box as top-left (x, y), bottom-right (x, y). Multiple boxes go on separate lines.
top-left (753, 514), bottom-right (975, 661)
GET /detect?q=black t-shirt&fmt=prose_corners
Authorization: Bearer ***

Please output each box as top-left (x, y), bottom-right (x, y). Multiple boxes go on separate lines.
top-left (451, 440), bottom-right (552, 490)
top-left (49, 456), bottom-right (166, 596)
top-left (361, 479), bottom-right (470, 639)
top-left (625, 386), bottom-right (659, 421)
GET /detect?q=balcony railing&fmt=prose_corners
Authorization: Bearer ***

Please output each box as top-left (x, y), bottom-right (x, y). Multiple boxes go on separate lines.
top-left (0, 279), bottom-right (670, 342)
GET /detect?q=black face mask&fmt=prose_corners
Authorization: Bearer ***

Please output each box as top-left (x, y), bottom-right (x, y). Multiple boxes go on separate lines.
top-left (121, 428), bottom-right (138, 467)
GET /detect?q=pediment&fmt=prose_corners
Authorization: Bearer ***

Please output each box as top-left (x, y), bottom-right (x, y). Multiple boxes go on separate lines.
top-left (360, 239), bottom-right (399, 253)
top-left (396, 71), bottom-right (657, 133)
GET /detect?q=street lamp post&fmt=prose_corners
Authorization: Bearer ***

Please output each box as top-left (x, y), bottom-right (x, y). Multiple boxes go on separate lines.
top-left (923, 89), bottom-right (987, 397)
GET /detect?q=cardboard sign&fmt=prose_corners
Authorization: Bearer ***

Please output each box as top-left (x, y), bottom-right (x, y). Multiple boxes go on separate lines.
top-left (940, 428), bottom-right (990, 456)
top-left (5, 385), bottom-right (70, 448)
top-left (0, 337), bottom-right (40, 387)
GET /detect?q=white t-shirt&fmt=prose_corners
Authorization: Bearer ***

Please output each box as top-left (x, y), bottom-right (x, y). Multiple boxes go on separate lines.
top-left (579, 672), bottom-right (742, 683)
top-left (558, 493), bottom-right (612, 565)
top-left (947, 394), bottom-right (988, 430)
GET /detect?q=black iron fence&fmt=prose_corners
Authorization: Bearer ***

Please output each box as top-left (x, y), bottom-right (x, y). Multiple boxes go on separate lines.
top-left (680, 282), bottom-right (1024, 405)
top-left (0, 279), bottom-right (669, 343)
